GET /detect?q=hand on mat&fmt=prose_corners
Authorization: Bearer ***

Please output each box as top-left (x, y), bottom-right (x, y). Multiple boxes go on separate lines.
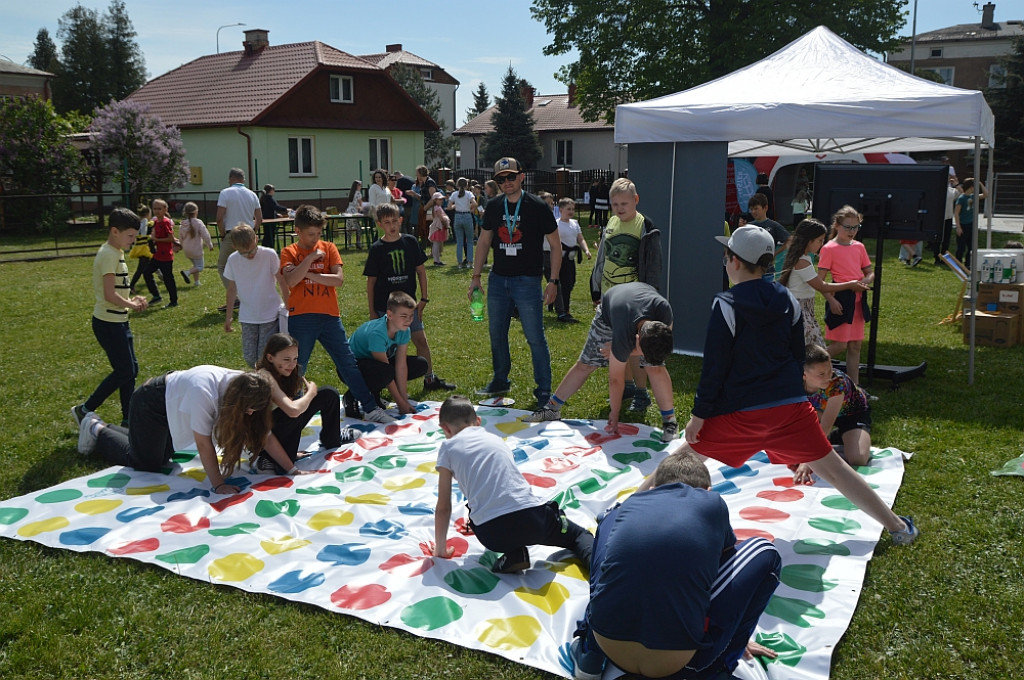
top-left (792, 463), bottom-right (815, 485)
top-left (604, 418), bottom-right (619, 434)
top-left (743, 640), bottom-right (777, 660)
top-left (429, 541), bottom-right (454, 558)
top-left (684, 416), bottom-right (704, 444)
top-left (214, 483), bottom-right (240, 495)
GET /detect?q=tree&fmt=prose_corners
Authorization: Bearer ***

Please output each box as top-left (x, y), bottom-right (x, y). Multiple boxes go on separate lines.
top-left (479, 66), bottom-right (543, 169)
top-left (390, 63), bottom-right (458, 169)
top-left (53, 0), bottom-right (147, 115)
top-left (28, 28), bottom-right (60, 74)
top-left (91, 99), bottom-right (189, 207)
top-left (0, 98), bottom-right (86, 230)
top-left (987, 35), bottom-right (1024, 170)
top-left (531, 0), bottom-right (909, 122)
top-left (466, 81), bottom-right (490, 122)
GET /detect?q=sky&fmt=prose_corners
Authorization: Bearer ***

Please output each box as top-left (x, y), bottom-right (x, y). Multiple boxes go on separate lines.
top-left (1, 0), bottom-right (1013, 127)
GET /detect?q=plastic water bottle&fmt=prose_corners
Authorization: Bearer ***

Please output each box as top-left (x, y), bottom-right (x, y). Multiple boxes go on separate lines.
top-left (470, 288), bottom-right (485, 322)
top-left (1003, 259), bottom-right (1012, 283)
top-left (982, 259), bottom-right (991, 284)
top-left (1012, 258), bottom-right (1018, 283)
top-left (995, 259), bottom-right (1004, 284)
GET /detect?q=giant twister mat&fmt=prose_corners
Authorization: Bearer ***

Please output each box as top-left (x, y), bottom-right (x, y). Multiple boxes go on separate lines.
top-left (0, 402), bottom-right (908, 679)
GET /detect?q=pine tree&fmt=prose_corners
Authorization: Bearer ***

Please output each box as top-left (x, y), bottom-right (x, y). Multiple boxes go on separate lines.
top-left (55, 4), bottom-right (107, 114)
top-left (103, 0), bottom-right (147, 101)
top-left (465, 81), bottom-right (490, 122)
top-left (479, 66), bottom-right (542, 169)
top-left (28, 28), bottom-right (60, 74)
top-left (390, 63), bottom-right (457, 169)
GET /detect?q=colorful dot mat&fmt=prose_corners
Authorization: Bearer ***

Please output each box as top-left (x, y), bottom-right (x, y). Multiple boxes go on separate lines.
top-left (0, 403), bottom-right (907, 680)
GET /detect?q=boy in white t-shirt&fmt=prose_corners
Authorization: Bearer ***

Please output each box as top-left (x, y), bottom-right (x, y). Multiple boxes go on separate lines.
top-left (554, 197), bottom-right (592, 323)
top-left (223, 225), bottom-right (288, 367)
top-left (432, 395), bottom-right (594, 574)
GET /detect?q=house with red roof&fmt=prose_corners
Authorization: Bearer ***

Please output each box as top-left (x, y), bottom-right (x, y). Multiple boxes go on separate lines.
top-left (454, 85), bottom-right (626, 173)
top-left (127, 29), bottom-right (437, 193)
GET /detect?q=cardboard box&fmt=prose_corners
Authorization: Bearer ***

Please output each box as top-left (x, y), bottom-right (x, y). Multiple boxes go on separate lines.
top-left (963, 310), bottom-right (1019, 347)
top-left (976, 283), bottom-right (1024, 337)
top-left (977, 250), bottom-right (1024, 284)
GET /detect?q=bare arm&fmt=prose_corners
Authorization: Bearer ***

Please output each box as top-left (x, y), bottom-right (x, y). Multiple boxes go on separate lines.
top-left (103, 273), bottom-right (146, 311)
top-left (469, 229), bottom-right (494, 299)
top-left (195, 433), bottom-right (238, 494)
top-left (281, 250), bottom-right (325, 289)
top-left (224, 279), bottom-right (237, 332)
top-left (606, 353), bottom-right (627, 432)
top-left (433, 467), bottom-right (455, 557)
top-left (366, 275), bottom-right (379, 319)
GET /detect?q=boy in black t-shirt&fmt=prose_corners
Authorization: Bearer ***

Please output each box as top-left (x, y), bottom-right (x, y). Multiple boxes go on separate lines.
top-left (364, 203), bottom-right (454, 393)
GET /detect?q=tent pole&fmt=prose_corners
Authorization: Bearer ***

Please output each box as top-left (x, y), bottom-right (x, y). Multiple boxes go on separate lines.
top-left (985, 146), bottom-right (994, 249)
top-left (968, 137), bottom-right (982, 385)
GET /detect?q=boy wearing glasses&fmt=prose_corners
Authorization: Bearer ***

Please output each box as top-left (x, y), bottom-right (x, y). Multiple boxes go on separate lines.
top-left (223, 224), bottom-right (288, 367)
top-left (469, 157), bottom-right (561, 409)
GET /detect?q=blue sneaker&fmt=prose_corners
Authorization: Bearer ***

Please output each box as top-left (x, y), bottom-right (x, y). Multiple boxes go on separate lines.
top-left (570, 638), bottom-right (605, 680)
top-left (629, 389), bottom-right (651, 412)
top-left (890, 515), bottom-right (919, 546)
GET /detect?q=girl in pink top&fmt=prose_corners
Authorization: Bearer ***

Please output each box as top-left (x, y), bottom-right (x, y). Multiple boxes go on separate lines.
top-left (818, 205), bottom-right (874, 385)
top-left (179, 202), bottom-right (213, 286)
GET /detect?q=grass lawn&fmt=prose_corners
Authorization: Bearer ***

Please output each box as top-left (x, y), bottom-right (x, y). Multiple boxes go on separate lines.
top-left (1, 222), bottom-right (1023, 679)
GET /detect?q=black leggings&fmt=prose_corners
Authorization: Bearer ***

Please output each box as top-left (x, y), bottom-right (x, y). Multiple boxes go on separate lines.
top-left (144, 258), bottom-right (178, 303)
top-left (94, 375), bottom-right (174, 472)
top-left (264, 385), bottom-right (342, 473)
top-left (470, 500), bottom-right (594, 564)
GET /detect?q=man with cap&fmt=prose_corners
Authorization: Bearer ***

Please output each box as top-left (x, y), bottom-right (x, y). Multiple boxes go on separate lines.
top-left (468, 157), bottom-right (561, 408)
top-left (678, 226), bottom-right (920, 548)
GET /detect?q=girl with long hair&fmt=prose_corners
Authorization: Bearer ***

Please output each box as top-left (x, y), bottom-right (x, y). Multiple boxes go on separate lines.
top-left (76, 367), bottom-right (303, 494)
top-left (779, 219), bottom-right (869, 348)
top-left (368, 169), bottom-right (393, 209)
top-left (250, 334), bottom-right (360, 474)
top-left (449, 177), bottom-right (478, 268)
top-left (178, 202), bottom-right (213, 287)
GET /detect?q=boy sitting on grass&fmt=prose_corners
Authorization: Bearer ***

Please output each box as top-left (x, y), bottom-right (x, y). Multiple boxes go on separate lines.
top-left (347, 291), bottom-right (428, 416)
top-left (680, 226), bottom-right (918, 546)
top-left (792, 343), bottom-right (874, 484)
top-left (432, 395), bottom-right (594, 574)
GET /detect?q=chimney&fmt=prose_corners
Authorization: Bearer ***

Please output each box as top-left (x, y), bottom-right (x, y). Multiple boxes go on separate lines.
top-left (386, 44), bottom-right (402, 53)
top-left (243, 29), bottom-right (269, 56)
top-left (521, 85), bottom-right (535, 109)
top-left (567, 83), bottom-right (577, 108)
top-left (982, 3), bottom-right (997, 29)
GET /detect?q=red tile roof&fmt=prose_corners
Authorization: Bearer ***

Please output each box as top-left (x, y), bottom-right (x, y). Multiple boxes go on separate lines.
top-left (128, 42), bottom-right (380, 128)
top-left (455, 94), bottom-right (611, 135)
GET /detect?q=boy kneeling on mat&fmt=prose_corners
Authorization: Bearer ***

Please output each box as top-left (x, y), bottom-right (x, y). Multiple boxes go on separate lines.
top-left (432, 395), bottom-right (593, 574)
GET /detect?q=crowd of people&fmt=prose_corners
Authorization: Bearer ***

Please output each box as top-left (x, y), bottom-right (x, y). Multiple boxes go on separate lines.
top-left (71, 158), bottom-right (921, 680)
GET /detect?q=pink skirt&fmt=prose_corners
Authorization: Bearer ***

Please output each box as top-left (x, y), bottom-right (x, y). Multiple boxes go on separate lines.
top-left (825, 291), bottom-right (866, 342)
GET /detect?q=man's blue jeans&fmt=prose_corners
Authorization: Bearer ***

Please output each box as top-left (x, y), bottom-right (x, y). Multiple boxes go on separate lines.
top-left (487, 272), bottom-right (551, 405)
top-left (288, 313), bottom-right (376, 412)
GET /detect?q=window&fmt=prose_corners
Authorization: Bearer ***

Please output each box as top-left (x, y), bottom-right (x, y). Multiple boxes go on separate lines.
top-left (929, 47), bottom-right (943, 58)
top-left (369, 138), bottom-right (391, 172)
top-left (288, 137), bottom-right (315, 176)
top-left (330, 75), bottom-right (353, 103)
top-left (989, 64), bottom-right (1007, 88)
top-left (924, 66), bottom-right (954, 86)
top-left (419, 68), bottom-right (433, 81)
top-left (555, 139), bottom-right (573, 167)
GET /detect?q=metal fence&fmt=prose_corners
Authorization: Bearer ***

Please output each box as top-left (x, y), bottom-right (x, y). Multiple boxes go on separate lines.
top-left (993, 172), bottom-right (1024, 215)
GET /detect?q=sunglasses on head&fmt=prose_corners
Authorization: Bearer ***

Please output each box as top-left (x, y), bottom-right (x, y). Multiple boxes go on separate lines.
top-left (495, 174), bottom-right (518, 184)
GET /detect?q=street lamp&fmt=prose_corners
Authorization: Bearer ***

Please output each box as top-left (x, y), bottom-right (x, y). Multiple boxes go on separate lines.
top-left (216, 23), bottom-right (245, 54)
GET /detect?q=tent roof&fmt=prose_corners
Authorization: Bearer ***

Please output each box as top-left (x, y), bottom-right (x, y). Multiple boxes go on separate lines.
top-left (614, 26), bottom-right (995, 156)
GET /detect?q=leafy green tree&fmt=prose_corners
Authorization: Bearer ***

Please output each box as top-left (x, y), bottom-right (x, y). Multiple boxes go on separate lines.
top-left (466, 81), bottom-right (490, 122)
top-left (479, 66), bottom-right (542, 169)
top-left (391, 63), bottom-right (457, 169)
top-left (987, 35), bottom-right (1024, 170)
top-left (28, 28), bottom-right (60, 73)
top-left (0, 98), bottom-right (86, 230)
top-left (53, 0), bottom-right (146, 115)
top-left (531, 0), bottom-right (909, 122)
top-left (91, 99), bottom-right (189, 208)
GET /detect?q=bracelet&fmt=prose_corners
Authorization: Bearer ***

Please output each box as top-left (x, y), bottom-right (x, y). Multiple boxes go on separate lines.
top-left (420, 298), bottom-right (429, 303)
top-left (287, 466), bottom-right (298, 475)
top-left (213, 482), bottom-right (225, 492)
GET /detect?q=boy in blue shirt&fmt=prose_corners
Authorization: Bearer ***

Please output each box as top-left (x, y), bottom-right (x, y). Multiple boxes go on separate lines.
top-left (347, 291), bottom-right (429, 416)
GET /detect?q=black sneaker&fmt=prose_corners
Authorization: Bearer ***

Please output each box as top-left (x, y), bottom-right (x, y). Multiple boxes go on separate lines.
top-left (149, 296), bottom-right (163, 305)
top-left (491, 547), bottom-right (530, 574)
top-left (249, 453), bottom-right (277, 475)
top-left (423, 374), bottom-right (456, 391)
top-left (557, 314), bottom-right (580, 323)
top-left (164, 302), bottom-right (178, 308)
top-left (180, 270), bottom-right (191, 284)
top-left (216, 300), bottom-right (241, 313)
top-left (71, 404), bottom-right (90, 426)
top-left (474, 382), bottom-right (511, 397)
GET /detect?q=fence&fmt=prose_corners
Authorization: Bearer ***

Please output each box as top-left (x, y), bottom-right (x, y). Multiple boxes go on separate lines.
top-left (992, 172), bottom-right (1024, 215)
top-left (430, 168), bottom-right (621, 204)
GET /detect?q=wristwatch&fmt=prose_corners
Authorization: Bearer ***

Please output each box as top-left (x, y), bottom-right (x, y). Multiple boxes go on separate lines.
top-left (548, 279), bottom-right (560, 286)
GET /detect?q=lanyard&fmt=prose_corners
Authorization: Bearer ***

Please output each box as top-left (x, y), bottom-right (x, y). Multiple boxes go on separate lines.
top-left (503, 197), bottom-right (521, 234)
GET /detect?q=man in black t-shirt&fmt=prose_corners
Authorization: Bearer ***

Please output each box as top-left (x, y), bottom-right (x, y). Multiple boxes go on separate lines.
top-left (468, 157), bottom-right (561, 408)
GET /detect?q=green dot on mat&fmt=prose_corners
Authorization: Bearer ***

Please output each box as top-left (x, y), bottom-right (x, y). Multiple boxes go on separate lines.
top-left (792, 538), bottom-right (851, 556)
top-left (871, 448), bottom-right (894, 459)
top-left (336, 466), bottom-right (375, 483)
top-left (444, 567), bottom-right (500, 595)
top-left (780, 564), bottom-right (838, 592)
top-left (369, 454), bottom-right (408, 470)
top-left (612, 451), bottom-right (651, 466)
top-left (807, 516), bottom-right (861, 535)
top-left (573, 477), bottom-right (606, 494)
top-left (399, 596), bottom-right (464, 631)
top-left (755, 631), bottom-right (807, 667)
top-left (209, 523), bottom-right (261, 537)
top-left (852, 465), bottom-right (883, 475)
top-left (634, 439), bottom-right (668, 451)
top-left (764, 595), bottom-right (826, 628)
top-left (170, 452), bottom-right (197, 463)
top-left (296, 486), bottom-right (342, 495)
top-left (87, 473), bottom-right (131, 488)
top-left (254, 499), bottom-right (300, 518)
top-left (592, 467), bottom-right (631, 482)
top-left (397, 443), bottom-right (437, 453)
top-left (156, 544), bottom-right (211, 565)
top-left (551, 488), bottom-right (580, 510)
top-left (0, 507), bottom-right (29, 525)
top-left (820, 495), bottom-right (858, 511)
top-left (36, 489), bottom-right (82, 504)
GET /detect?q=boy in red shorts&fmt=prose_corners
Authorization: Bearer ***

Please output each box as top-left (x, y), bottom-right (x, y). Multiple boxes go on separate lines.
top-left (680, 226), bottom-right (918, 546)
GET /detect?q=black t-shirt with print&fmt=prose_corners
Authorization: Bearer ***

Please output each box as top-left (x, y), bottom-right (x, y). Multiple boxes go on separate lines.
top-left (482, 191), bottom-right (557, 277)
top-left (363, 234), bottom-right (427, 312)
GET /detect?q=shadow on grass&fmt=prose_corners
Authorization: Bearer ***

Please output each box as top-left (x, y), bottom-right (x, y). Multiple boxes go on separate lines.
top-left (17, 446), bottom-right (83, 496)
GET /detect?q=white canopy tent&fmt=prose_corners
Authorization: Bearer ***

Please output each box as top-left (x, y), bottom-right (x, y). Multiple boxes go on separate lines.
top-left (614, 25), bottom-right (995, 382)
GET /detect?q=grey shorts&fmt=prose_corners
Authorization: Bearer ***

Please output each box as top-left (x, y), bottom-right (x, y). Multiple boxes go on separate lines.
top-left (241, 320), bottom-right (280, 368)
top-left (579, 304), bottom-right (660, 368)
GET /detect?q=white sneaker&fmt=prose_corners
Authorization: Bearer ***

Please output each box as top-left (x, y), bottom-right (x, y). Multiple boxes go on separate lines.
top-left (364, 407), bottom-right (396, 423)
top-left (77, 412), bottom-right (103, 455)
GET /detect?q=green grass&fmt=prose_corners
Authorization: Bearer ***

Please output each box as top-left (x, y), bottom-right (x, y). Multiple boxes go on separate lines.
top-left (1, 227), bottom-right (1023, 679)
